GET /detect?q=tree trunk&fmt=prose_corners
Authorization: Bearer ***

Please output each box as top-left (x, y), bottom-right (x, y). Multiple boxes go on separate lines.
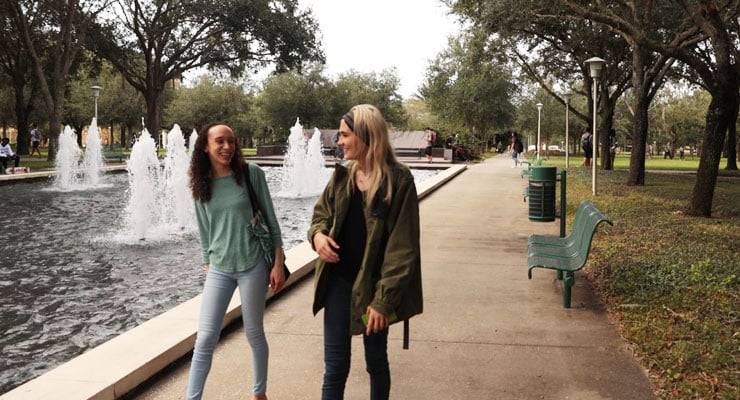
top-left (12, 75), bottom-right (31, 156)
top-left (120, 124), bottom-right (127, 149)
top-left (628, 93), bottom-right (650, 185)
top-left (597, 85), bottom-right (615, 171)
top-left (47, 115), bottom-right (61, 161)
top-left (145, 87), bottom-right (163, 146)
top-left (688, 86), bottom-right (737, 216)
top-left (724, 92), bottom-right (738, 170)
top-left (626, 45), bottom-right (651, 185)
top-left (76, 123), bottom-right (84, 148)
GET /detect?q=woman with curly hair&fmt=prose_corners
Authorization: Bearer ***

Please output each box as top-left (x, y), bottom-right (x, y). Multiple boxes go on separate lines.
top-left (186, 122), bottom-right (286, 400)
top-left (309, 104), bottom-right (423, 400)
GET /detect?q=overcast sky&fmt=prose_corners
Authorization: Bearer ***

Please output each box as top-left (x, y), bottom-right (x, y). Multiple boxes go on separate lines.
top-left (299, 0), bottom-right (460, 99)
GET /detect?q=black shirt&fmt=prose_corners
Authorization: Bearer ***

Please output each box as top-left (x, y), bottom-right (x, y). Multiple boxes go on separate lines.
top-left (331, 185), bottom-right (367, 283)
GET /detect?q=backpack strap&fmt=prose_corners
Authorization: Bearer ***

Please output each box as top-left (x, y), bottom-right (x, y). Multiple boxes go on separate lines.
top-left (403, 319), bottom-right (409, 349)
top-left (243, 163), bottom-right (260, 217)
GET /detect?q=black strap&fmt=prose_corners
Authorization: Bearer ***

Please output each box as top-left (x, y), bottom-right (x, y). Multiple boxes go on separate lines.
top-left (403, 319), bottom-right (409, 349)
top-left (243, 163), bottom-right (260, 217)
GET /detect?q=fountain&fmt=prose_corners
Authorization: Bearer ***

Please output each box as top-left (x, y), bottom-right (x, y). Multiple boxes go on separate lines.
top-left (54, 118), bottom-right (105, 191)
top-left (189, 128), bottom-right (197, 154)
top-left (280, 119), bottom-right (331, 197)
top-left (81, 118), bottom-right (105, 187)
top-left (161, 124), bottom-right (196, 230)
top-left (53, 126), bottom-right (82, 189)
top-left (124, 127), bottom-right (160, 240)
top-left (122, 125), bottom-right (198, 241)
top-left (52, 119), bottom-right (107, 190)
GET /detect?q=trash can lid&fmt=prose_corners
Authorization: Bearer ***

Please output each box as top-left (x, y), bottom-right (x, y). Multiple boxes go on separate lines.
top-left (530, 165), bottom-right (557, 181)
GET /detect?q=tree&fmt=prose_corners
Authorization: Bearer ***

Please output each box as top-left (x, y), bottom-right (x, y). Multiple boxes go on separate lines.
top-left (665, 88), bottom-right (709, 150)
top-left (93, 0), bottom-right (324, 139)
top-left (420, 32), bottom-right (517, 141)
top-left (403, 98), bottom-right (446, 132)
top-left (0, 1), bottom-right (40, 155)
top-left (165, 75), bottom-right (254, 141)
top-left (63, 60), bottom-right (146, 148)
top-left (254, 67), bottom-right (407, 143)
top-left (447, 0), bottom-right (633, 170)
top-left (334, 69), bottom-right (407, 129)
top-left (1, 0), bottom-right (108, 160)
top-left (562, 0), bottom-right (740, 216)
top-left (255, 66), bottom-right (334, 143)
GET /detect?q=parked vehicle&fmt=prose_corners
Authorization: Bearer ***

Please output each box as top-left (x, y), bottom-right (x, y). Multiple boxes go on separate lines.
top-left (547, 145), bottom-right (565, 155)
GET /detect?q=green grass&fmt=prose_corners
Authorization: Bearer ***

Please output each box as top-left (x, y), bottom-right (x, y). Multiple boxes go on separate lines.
top-left (537, 153), bottom-right (704, 171)
top-left (560, 167), bottom-right (739, 399)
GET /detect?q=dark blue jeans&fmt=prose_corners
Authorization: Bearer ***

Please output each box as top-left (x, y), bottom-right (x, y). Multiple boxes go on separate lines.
top-left (0, 154), bottom-right (20, 169)
top-left (323, 274), bottom-right (390, 400)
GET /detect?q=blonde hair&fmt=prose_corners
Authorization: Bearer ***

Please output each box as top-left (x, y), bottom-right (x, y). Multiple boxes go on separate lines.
top-left (345, 104), bottom-right (398, 204)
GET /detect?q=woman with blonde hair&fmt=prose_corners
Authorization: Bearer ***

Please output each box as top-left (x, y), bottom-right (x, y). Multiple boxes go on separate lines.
top-left (309, 104), bottom-right (423, 400)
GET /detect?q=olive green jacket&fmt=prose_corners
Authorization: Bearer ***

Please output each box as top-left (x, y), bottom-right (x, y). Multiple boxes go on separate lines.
top-left (308, 162), bottom-right (423, 335)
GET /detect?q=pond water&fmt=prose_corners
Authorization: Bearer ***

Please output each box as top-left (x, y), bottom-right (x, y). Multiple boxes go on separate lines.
top-left (0, 166), bottom-right (439, 394)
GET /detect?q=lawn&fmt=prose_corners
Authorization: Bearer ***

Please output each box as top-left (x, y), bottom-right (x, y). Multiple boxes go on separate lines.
top-left (538, 152), bottom-right (706, 171)
top-left (551, 165), bottom-right (739, 399)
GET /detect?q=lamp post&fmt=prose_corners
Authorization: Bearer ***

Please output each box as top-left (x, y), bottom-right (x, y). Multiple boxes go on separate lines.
top-left (584, 57), bottom-right (605, 195)
top-left (563, 91), bottom-right (572, 168)
top-left (91, 85), bottom-right (102, 121)
top-left (536, 102), bottom-right (543, 161)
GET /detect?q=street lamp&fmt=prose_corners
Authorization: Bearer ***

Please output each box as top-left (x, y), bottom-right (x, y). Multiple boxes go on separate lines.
top-left (91, 85), bottom-right (102, 121)
top-left (536, 102), bottom-right (543, 161)
top-left (563, 91), bottom-right (572, 168)
top-left (584, 57), bottom-right (605, 195)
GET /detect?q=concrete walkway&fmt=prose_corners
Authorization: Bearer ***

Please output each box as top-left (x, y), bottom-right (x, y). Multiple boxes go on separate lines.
top-left (124, 156), bottom-right (655, 400)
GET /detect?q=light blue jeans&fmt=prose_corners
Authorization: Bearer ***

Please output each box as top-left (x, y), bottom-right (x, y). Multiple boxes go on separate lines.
top-left (186, 260), bottom-right (269, 399)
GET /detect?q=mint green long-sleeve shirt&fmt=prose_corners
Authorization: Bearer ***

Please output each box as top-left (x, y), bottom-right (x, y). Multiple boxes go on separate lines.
top-left (194, 164), bottom-right (283, 272)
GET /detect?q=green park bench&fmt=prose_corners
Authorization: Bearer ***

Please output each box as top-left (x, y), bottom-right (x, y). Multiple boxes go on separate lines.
top-left (520, 153), bottom-right (543, 178)
top-left (103, 152), bottom-right (128, 163)
top-left (527, 200), bottom-right (613, 308)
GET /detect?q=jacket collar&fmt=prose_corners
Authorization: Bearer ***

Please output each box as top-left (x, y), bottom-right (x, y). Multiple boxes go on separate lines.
top-left (335, 162), bottom-right (395, 219)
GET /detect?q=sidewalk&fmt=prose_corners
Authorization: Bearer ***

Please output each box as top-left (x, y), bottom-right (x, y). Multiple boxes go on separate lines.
top-left (126, 156), bottom-right (655, 400)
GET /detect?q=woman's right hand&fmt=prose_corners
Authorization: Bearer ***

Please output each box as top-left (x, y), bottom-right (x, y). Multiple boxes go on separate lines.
top-left (313, 232), bottom-right (340, 263)
top-left (204, 263), bottom-right (210, 274)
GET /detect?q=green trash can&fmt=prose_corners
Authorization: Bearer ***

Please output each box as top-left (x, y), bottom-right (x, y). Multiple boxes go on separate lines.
top-left (528, 166), bottom-right (557, 222)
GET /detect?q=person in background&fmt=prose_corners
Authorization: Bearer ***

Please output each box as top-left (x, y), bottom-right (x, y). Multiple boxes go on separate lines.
top-left (509, 131), bottom-right (523, 168)
top-left (332, 130), bottom-right (344, 160)
top-left (423, 127), bottom-right (435, 163)
top-left (30, 124), bottom-right (42, 157)
top-left (186, 122), bottom-right (287, 400)
top-left (581, 128), bottom-right (593, 167)
top-left (309, 104), bottom-right (423, 400)
top-left (0, 137), bottom-right (21, 173)
top-left (608, 128), bottom-right (617, 169)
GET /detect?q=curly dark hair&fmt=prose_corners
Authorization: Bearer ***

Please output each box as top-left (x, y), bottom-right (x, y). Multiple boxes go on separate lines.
top-left (189, 122), bottom-right (247, 202)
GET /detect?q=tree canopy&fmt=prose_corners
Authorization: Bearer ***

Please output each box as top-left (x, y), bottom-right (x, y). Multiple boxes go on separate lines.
top-left (90, 0), bottom-right (324, 136)
top-left (421, 32), bottom-right (517, 141)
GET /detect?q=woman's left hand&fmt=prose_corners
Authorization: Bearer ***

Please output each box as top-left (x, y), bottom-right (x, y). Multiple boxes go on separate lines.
top-left (269, 264), bottom-right (286, 292)
top-left (365, 306), bottom-right (389, 335)
top-left (269, 248), bottom-right (286, 292)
